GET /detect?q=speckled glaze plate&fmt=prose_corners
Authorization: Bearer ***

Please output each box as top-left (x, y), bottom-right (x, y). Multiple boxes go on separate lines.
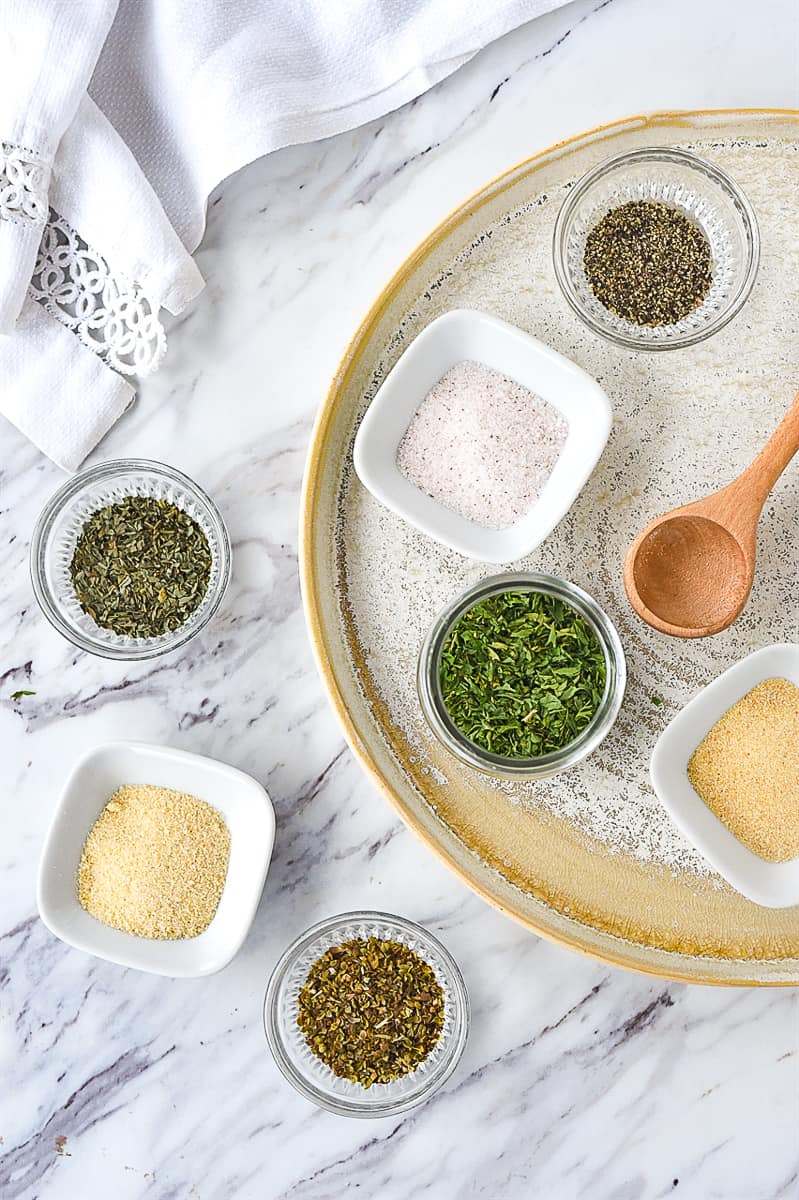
top-left (301, 111), bottom-right (799, 985)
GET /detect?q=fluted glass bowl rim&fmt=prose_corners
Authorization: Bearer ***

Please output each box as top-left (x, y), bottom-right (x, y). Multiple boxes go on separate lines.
top-left (263, 910), bottom-right (470, 1118)
top-left (417, 571), bottom-right (626, 779)
top-left (552, 145), bottom-right (760, 351)
top-left (29, 457), bottom-right (231, 660)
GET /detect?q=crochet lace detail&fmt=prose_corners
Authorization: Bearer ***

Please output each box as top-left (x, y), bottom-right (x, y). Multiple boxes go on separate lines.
top-left (0, 142), bottom-right (49, 224)
top-left (29, 210), bottom-right (166, 376)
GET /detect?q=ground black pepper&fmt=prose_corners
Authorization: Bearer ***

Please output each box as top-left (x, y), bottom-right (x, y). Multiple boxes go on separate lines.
top-left (583, 200), bottom-right (713, 326)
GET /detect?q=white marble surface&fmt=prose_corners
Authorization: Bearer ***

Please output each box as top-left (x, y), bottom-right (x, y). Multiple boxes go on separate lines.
top-left (2, 1), bottom-right (799, 1196)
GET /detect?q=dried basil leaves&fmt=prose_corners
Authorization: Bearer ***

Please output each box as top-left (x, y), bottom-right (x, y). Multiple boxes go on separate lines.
top-left (69, 496), bottom-right (212, 638)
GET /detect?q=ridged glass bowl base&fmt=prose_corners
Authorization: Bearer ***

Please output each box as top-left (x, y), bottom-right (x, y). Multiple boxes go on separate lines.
top-left (264, 911), bottom-right (469, 1117)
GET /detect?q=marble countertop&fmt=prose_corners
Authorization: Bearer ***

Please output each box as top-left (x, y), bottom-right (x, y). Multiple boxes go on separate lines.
top-left (2, 1), bottom-right (798, 1197)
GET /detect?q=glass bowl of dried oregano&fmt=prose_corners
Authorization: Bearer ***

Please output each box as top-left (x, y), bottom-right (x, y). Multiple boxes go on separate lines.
top-left (264, 911), bottom-right (470, 1117)
top-left (552, 146), bottom-right (759, 351)
top-left (30, 458), bottom-right (231, 660)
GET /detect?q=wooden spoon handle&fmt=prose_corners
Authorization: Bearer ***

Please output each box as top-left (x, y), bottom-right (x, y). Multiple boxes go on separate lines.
top-left (722, 389), bottom-right (799, 527)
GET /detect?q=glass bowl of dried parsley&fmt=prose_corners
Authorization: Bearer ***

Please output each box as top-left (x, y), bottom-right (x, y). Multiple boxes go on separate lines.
top-left (264, 911), bottom-right (470, 1117)
top-left (553, 146), bottom-right (759, 351)
top-left (418, 572), bottom-right (626, 779)
top-left (30, 458), bottom-right (231, 660)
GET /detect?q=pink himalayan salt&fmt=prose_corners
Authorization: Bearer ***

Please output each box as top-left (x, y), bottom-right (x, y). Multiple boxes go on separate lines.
top-left (395, 360), bottom-right (568, 531)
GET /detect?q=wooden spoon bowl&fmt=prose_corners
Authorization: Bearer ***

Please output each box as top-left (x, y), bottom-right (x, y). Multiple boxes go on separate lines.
top-left (625, 390), bottom-right (799, 638)
top-left (626, 513), bottom-right (750, 637)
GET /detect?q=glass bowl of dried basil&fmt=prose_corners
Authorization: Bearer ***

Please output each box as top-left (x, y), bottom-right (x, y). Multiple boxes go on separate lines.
top-left (264, 911), bottom-right (470, 1117)
top-left (553, 146), bottom-right (759, 351)
top-left (417, 572), bottom-right (626, 779)
top-left (30, 458), bottom-right (231, 660)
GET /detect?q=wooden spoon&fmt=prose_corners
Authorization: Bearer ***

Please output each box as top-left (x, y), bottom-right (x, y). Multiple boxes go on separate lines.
top-left (624, 389), bottom-right (799, 638)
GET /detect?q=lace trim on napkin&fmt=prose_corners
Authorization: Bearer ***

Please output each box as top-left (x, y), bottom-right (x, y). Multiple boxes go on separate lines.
top-left (29, 211), bottom-right (166, 376)
top-left (0, 142), bottom-right (49, 224)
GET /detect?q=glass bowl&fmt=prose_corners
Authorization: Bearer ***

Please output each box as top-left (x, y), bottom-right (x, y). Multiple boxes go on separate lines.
top-left (552, 146), bottom-right (760, 350)
top-left (263, 911), bottom-right (470, 1118)
top-left (417, 571), bottom-right (626, 779)
top-left (30, 458), bottom-right (231, 660)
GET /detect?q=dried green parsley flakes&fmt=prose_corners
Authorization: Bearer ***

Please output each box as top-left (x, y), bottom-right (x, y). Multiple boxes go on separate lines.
top-left (439, 589), bottom-right (606, 759)
top-left (296, 937), bottom-right (445, 1087)
top-left (69, 496), bottom-right (212, 638)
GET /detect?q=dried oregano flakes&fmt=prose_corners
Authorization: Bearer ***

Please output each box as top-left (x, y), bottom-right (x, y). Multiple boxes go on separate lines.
top-left (69, 495), bottom-right (212, 638)
top-left (296, 937), bottom-right (445, 1087)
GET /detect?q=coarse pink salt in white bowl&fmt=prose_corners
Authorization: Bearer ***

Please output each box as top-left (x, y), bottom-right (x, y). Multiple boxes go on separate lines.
top-left (395, 360), bottom-right (568, 531)
top-left (353, 309), bottom-right (611, 563)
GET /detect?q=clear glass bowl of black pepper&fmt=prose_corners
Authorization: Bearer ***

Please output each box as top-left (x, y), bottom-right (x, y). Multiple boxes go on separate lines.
top-left (264, 911), bottom-right (470, 1118)
top-left (417, 572), bottom-right (626, 780)
top-left (553, 146), bottom-right (760, 351)
top-left (30, 458), bottom-right (231, 660)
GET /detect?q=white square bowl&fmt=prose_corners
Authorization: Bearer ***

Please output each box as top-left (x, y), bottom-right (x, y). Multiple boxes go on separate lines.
top-left (650, 644), bottom-right (799, 909)
top-left (37, 741), bottom-right (275, 975)
top-left (352, 309), bottom-right (611, 563)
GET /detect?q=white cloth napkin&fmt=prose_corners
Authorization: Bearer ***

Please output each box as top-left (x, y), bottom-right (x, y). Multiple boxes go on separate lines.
top-left (53, 96), bottom-right (204, 314)
top-left (3, 302), bottom-right (134, 472)
top-left (0, 0), bottom-right (119, 333)
top-left (89, 0), bottom-right (569, 253)
top-left (0, 0), bottom-right (569, 471)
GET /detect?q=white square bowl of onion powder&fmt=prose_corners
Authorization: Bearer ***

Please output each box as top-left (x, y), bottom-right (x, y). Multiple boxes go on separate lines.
top-left (353, 309), bottom-right (611, 563)
top-left (37, 741), bottom-right (275, 976)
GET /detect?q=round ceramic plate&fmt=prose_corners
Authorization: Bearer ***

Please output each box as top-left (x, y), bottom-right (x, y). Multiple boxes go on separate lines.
top-left (301, 110), bottom-right (799, 985)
